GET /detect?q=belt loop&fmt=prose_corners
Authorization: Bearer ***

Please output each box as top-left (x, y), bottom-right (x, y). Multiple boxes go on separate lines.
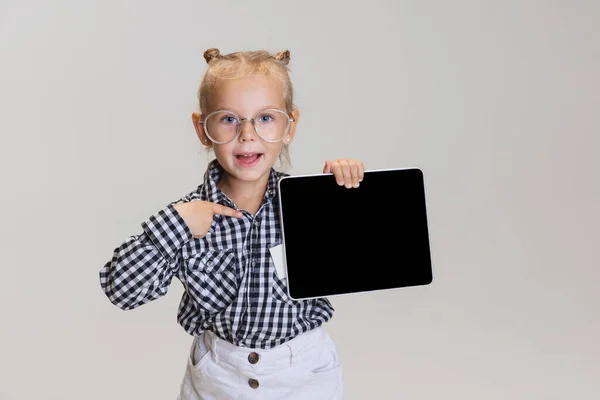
top-left (287, 344), bottom-right (295, 367)
top-left (212, 333), bottom-right (219, 364)
top-left (206, 330), bottom-right (219, 364)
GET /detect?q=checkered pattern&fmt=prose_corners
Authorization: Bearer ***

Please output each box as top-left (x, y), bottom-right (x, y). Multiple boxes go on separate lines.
top-left (99, 159), bottom-right (334, 349)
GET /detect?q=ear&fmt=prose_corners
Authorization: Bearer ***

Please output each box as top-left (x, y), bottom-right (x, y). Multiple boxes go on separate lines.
top-left (284, 108), bottom-right (300, 145)
top-left (192, 112), bottom-right (211, 147)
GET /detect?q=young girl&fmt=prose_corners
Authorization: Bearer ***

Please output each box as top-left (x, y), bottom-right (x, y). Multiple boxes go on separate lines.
top-left (99, 47), bottom-right (365, 400)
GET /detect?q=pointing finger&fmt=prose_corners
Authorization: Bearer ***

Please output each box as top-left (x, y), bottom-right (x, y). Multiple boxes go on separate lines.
top-left (212, 203), bottom-right (243, 218)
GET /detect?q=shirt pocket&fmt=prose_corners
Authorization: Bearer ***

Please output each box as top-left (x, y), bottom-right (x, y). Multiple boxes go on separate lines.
top-left (186, 249), bottom-right (240, 314)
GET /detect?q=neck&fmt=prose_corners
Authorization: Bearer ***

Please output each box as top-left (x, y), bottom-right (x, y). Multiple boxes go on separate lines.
top-left (217, 172), bottom-right (269, 215)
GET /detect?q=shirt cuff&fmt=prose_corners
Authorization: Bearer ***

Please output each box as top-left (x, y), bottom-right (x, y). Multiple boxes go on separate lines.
top-left (141, 203), bottom-right (193, 261)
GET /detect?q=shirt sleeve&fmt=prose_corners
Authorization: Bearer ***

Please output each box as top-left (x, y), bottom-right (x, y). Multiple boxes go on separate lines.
top-left (99, 194), bottom-right (194, 310)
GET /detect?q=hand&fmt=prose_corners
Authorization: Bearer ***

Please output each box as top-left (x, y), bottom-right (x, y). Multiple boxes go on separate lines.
top-left (174, 200), bottom-right (242, 239)
top-left (323, 158), bottom-right (365, 188)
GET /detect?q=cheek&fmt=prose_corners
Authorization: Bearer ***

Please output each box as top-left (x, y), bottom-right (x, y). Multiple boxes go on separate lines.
top-left (264, 143), bottom-right (284, 157)
top-left (212, 144), bottom-right (232, 160)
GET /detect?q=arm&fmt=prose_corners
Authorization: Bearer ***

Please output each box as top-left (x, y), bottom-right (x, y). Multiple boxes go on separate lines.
top-left (99, 196), bottom-right (193, 310)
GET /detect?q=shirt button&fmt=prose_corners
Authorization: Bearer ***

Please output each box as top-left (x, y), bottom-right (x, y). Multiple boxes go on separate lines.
top-left (248, 352), bottom-right (259, 364)
top-left (248, 378), bottom-right (259, 389)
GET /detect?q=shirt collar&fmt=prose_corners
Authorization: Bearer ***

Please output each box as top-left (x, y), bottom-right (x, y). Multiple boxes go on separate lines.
top-left (200, 159), bottom-right (282, 206)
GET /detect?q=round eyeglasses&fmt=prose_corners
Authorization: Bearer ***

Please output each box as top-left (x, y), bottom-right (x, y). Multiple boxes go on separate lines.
top-left (199, 108), bottom-right (295, 144)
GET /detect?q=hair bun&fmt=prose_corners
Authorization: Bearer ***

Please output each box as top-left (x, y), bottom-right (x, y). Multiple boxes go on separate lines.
top-left (274, 49), bottom-right (291, 65)
top-left (204, 48), bottom-right (221, 63)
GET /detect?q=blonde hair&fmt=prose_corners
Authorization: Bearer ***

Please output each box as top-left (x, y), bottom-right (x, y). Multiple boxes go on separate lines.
top-left (197, 48), bottom-right (295, 170)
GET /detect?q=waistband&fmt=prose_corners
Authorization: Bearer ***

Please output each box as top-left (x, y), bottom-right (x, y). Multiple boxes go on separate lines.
top-left (200, 327), bottom-right (328, 373)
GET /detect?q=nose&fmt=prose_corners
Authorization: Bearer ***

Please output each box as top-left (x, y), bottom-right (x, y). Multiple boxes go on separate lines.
top-left (238, 118), bottom-right (257, 142)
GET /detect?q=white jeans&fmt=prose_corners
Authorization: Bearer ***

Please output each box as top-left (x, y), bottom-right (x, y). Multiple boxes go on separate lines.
top-left (177, 327), bottom-right (343, 400)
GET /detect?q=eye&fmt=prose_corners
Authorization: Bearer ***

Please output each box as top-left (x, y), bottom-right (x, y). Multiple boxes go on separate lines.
top-left (257, 113), bottom-right (275, 123)
top-left (221, 115), bottom-right (238, 124)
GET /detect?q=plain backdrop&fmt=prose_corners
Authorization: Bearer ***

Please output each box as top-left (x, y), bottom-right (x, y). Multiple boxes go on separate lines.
top-left (1, 1), bottom-right (599, 399)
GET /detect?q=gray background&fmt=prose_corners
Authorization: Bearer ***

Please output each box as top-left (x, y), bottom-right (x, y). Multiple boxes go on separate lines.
top-left (1, 0), bottom-right (598, 399)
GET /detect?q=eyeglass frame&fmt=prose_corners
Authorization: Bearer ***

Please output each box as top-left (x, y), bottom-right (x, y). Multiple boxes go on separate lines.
top-left (198, 108), bottom-right (296, 144)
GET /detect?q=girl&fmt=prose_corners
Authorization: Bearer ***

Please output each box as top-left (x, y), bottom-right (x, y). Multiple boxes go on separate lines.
top-left (99, 47), bottom-right (365, 400)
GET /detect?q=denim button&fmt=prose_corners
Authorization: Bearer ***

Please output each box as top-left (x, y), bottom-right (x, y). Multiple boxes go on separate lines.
top-left (248, 352), bottom-right (259, 364)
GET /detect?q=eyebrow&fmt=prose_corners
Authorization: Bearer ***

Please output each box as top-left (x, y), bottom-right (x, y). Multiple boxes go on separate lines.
top-left (212, 105), bottom-right (282, 114)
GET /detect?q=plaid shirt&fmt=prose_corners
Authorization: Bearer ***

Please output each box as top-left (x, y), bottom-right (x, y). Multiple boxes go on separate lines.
top-left (99, 160), bottom-right (334, 349)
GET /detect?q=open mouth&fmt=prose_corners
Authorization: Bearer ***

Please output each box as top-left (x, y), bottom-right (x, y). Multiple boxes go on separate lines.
top-left (235, 152), bottom-right (263, 166)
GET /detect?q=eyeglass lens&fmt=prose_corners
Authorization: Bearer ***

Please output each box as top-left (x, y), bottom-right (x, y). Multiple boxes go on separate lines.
top-left (204, 109), bottom-right (290, 143)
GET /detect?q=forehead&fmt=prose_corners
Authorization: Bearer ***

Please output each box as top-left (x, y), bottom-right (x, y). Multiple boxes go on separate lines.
top-left (208, 74), bottom-right (285, 114)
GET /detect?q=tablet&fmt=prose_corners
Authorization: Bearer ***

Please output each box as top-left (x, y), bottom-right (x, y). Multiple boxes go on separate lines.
top-left (277, 167), bottom-right (433, 300)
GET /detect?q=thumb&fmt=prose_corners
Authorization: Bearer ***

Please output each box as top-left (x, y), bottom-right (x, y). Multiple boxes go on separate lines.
top-left (323, 160), bottom-right (331, 173)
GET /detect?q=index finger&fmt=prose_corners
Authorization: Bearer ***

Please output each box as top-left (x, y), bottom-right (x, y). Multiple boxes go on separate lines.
top-left (212, 203), bottom-right (243, 218)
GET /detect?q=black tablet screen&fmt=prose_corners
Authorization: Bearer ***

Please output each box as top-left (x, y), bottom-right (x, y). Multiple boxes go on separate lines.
top-left (277, 168), bottom-right (433, 300)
